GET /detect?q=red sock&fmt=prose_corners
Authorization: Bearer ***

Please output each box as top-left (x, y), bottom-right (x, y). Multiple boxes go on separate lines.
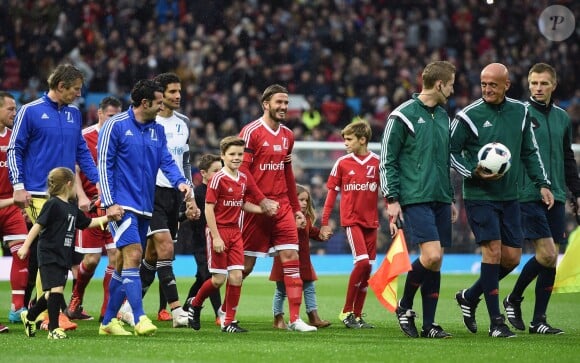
top-left (224, 284), bottom-right (241, 326)
top-left (282, 260), bottom-right (303, 323)
top-left (193, 279), bottom-right (218, 307)
top-left (353, 263), bottom-right (372, 317)
top-left (101, 265), bottom-right (114, 318)
top-left (343, 261), bottom-right (368, 314)
top-left (73, 261), bottom-right (95, 301)
top-left (10, 243), bottom-right (28, 310)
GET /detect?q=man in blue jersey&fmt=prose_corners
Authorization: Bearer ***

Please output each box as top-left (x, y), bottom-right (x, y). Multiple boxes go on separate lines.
top-left (7, 64), bottom-right (98, 330)
top-left (97, 79), bottom-right (192, 336)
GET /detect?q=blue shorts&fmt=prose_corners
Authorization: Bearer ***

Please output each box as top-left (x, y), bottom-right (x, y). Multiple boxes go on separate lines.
top-left (521, 201), bottom-right (566, 245)
top-left (402, 202), bottom-right (452, 247)
top-left (109, 211), bottom-right (150, 249)
top-left (465, 200), bottom-right (523, 248)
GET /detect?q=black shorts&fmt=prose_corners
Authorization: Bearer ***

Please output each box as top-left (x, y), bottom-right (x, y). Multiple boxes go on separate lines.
top-left (148, 187), bottom-right (183, 240)
top-left (40, 263), bottom-right (68, 291)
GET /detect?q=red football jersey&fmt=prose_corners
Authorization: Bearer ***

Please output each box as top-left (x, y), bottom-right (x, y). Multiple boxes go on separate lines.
top-left (326, 152), bottom-right (380, 228)
top-left (0, 128), bottom-right (13, 198)
top-left (239, 118), bottom-right (294, 202)
top-left (79, 125), bottom-right (99, 198)
top-left (206, 169), bottom-right (249, 228)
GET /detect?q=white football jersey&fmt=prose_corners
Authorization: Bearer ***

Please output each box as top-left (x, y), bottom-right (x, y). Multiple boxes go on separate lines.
top-left (155, 111), bottom-right (190, 188)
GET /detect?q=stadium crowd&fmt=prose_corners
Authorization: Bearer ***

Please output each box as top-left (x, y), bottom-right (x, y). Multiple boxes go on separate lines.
top-left (1, 0), bottom-right (579, 253)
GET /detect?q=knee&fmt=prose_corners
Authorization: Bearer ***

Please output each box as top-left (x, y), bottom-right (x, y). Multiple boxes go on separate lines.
top-left (420, 252), bottom-right (443, 270)
top-left (83, 254), bottom-right (100, 269)
top-left (213, 274), bottom-right (227, 287)
top-left (536, 251), bottom-right (558, 268)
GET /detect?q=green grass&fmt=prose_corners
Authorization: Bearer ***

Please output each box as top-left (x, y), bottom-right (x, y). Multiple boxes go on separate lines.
top-left (0, 274), bottom-right (578, 363)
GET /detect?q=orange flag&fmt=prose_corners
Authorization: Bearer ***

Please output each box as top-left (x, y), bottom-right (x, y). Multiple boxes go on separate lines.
top-left (368, 228), bottom-right (412, 312)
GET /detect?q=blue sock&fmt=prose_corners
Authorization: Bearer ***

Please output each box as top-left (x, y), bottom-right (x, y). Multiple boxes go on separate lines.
top-left (421, 269), bottom-right (440, 328)
top-left (533, 266), bottom-right (555, 321)
top-left (103, 272), bottom-right (125, 325)
top-left (400, 259), bottom-right (426, 309)
top-left (123, 268), bottom-right (145, 324)
top-left (480, 263), bottom-right (501, 318)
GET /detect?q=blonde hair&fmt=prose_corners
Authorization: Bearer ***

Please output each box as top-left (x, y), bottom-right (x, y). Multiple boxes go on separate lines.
top-left (47, 167), bottom-right (74, 197)
top-left (341, 119), bottom-right (372, 145)
top-left (297, 184), bottom-right (316, 223)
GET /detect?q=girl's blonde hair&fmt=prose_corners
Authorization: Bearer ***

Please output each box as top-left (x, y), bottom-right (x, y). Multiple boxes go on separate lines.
top-left (296, 184), bottom-right (316, 224)
top-left (47, 167), bottom-right (75, 197)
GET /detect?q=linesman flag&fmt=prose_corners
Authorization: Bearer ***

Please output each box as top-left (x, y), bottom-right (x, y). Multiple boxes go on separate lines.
top-left (553, 225), bottom-right (580, 293)
top-left (368, 221), bottom-right (412, 312)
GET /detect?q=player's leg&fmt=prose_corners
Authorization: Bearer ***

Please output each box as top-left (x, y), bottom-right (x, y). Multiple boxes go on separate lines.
top-left (350, 227), bottom-right (374, 327)
top-left (222, 269), bottom-right (247, 333)
top-left (7, 239), bottom-right (28, 322)
top-left (100, 246), bottom-right (116, 322)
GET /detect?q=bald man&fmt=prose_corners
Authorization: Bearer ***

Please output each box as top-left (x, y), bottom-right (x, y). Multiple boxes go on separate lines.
top-left (450, 63), bottom-right (554, 338)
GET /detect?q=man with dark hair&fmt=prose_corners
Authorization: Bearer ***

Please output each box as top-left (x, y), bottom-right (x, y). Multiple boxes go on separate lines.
top-left (65, 96), bottom-right (122, 322)
top-left (97, 79), bottom-right (192, 336)
top-left (119, 73), bottom-right (197, 328)
top-left (0, 91), bottom-right (29, 330)
top-left (503, 63), bottom-right (580, 335)
top-left (8, 63), bottom-right (98, 330)
top-left (236, 84), bottom-right (316, 331)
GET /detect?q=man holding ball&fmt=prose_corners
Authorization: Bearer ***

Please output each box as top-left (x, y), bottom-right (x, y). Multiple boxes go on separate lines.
top-left (450, 63), bottom-right (553, 338)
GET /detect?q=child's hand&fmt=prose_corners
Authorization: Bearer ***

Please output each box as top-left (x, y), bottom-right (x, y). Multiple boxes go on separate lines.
top-left (17, 246), bottom-right (29, 260)
top-left (213, 237), bottom-right (225, 253)
top-left (389, 223), bottom-right (398, 237)
top-left (320, 225), bottom-right (332, 240)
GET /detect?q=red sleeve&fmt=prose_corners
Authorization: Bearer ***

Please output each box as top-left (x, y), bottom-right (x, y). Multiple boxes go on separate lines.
top-left (284, 161), bottom-right (300, 213)
top-left (308, 222), bottom-right (323, 242)
top-left (240, 161), bottom-right (266, 203)
top-left (321, 187), bottom-right (338, 226)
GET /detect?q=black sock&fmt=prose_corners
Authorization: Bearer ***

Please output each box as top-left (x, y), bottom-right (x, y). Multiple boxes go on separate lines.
top-left (48, 292), bottom-right (63, 331)
top-left (511, 257), bottom-right (542, 298)
top-left (466, 264), bottom-right (516, 301)
top-left (480, 263), bottom-right (501, 318)
top-left (27, 293), bottom-right (48, 321)
top-left (400, 259), bottom-right (426, 309)
top-left (533, 266), bottom-right (556, 322)
top-left (139, 259), bottom-right (157, 297)
top-left (421, 269), bottom-right (440, 328)
top-left (157, 259), bottom-right (178, 306)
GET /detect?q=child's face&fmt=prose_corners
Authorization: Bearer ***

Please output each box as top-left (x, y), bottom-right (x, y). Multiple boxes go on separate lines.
top-left (343, 134), bottom-right (366, 155)
top-left (222, 145), bottom-right (244, 172)
top-left (202, 161), bottom-right (222, 182)
top-left (297, 191), bottom-right (309, 213)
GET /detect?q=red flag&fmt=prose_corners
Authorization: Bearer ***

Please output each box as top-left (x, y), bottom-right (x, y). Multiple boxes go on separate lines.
top-left (368, 228), bottom-right (412, 312)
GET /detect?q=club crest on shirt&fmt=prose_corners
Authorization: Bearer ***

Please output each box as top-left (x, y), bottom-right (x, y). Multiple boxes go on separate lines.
top-left (274, 145), bottom-right (282, 151)
top-left (283, 137), bottom-right (288, 149)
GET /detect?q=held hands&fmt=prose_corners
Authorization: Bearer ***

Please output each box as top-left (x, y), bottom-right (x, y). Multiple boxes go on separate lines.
top-left (106, 204), bottom-right (124, 221)
top-left (185, 199), bottom-right (201, 220)
top-left (474, 164), bottom-right (503, 181)
top-left (260, 198), bottom-right (280, 216)
top-left (13, 189), bottom-right (32, 209)
top-left (320, 225), bottom-right (333, 241)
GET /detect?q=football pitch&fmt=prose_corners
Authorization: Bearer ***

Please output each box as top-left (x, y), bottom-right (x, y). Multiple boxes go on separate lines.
top-left (0, 274), bottom-right (577, 363)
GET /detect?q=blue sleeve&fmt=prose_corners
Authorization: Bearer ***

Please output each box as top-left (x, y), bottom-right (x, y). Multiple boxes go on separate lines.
top-left (97, 120), bottom-right (118, 207)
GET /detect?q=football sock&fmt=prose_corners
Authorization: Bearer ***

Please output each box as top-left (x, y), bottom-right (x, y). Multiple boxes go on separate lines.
top-left (282, 260), bottom-right (303, 323)
top-left (224, 284), bottom-right (241, 326)
top-left (466, 265), bottom-right (514, 302)
top-left (122, 268), bottom-right (145, 325)
top-left (27, 293), bottom-right (48, 321)
top-left (73, 261), bottom-right (95, 302)
top-left (139, 259), bottom-right (156, 297)
top-left (421, 269), bottom-right (440, 328)
top-left (353, 262), bottom-right (372, 317)
top-left (193, 278), bottom-right (218, 307)
top-left (533, 266), bottom-right (555, 321)
top-left (480, 263), bottom-right (501, 318)
top-left (48, 292), bottom-right (63, 331)
top-left (209, 286), bottom-right (222, 316)
top-left (400, 258), bottom-right (427, 309)
top-left (100, 265), bottom-right (114, 318)
top-left (9, 243), bottom-right (28, 310)
top-left (511, 256), bottom-right (543, 298)
top-left (157, 259), bottom-right (178, 305)
top-left (343, 260), bottom-right (369, 313)
top-left (103, 271), bottom-right (125, 325)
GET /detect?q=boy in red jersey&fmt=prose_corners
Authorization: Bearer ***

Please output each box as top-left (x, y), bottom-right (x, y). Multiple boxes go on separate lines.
top-left (321, 120), bottom-right (385, 329)
top-left (186, 136), bottom-right (263, 333)
top-left (237, 84), bottom-right (316, 332)
top-left (0, 91), bottom-right (29, 328)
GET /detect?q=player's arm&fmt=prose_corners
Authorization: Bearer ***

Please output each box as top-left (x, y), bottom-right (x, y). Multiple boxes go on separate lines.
top-left (520, 114), bottom-right (550, 189)
top-left (205, 202), bottom-right (225, 253)
top-left (242, 201), bottom-right (263, 214)
top-left (379, 115), bottom-right (406, 203)
top-left (8, 109), bottom-right (31, 207)
top-left (76, 127), bottom-right (100, 186)
top-left (74, 165), bottom-right (90, 212)
top-left (0, 198), bottom-right (14, 209)
top-left (17, 223), bottom-right (42, 259)
top-left (450, 113), bottom-right (478, 178)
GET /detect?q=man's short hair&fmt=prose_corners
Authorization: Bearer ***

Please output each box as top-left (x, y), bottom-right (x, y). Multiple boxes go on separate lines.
top-left (422, 61), bottom-right (456, 89)
top-left (47, 64), bottom-right (84, 90)
top-left (99, 96), bottom-right (122, 110)
top-left (130, 80), bottom-right (163, 107)
top-left (260, 84), bottom-right (288, 104)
